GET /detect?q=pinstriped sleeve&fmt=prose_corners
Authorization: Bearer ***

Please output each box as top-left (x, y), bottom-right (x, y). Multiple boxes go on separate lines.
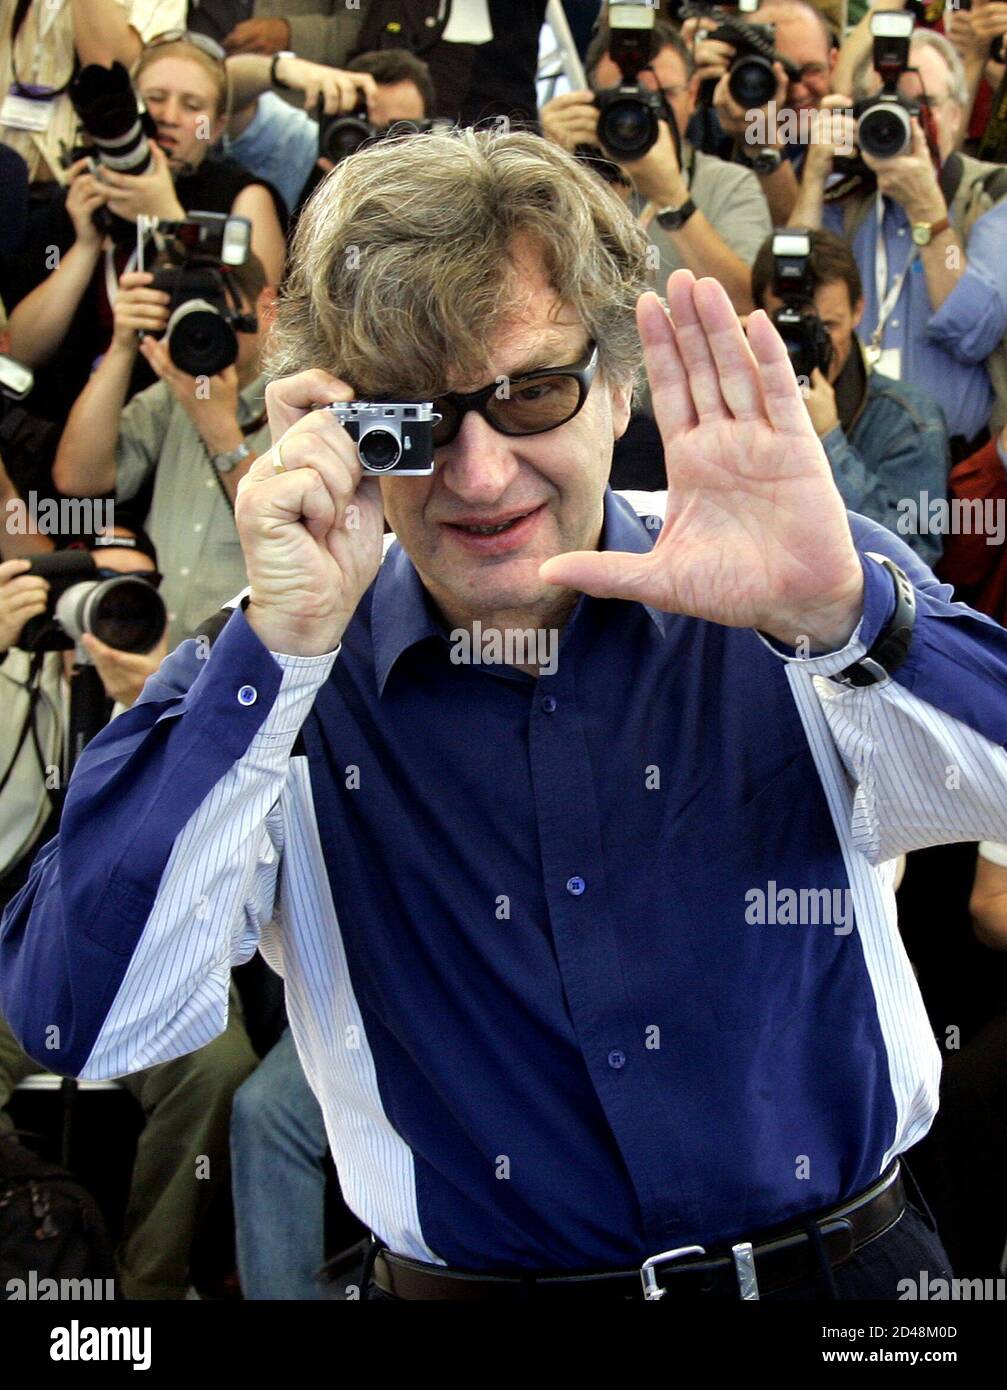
top-left (0, 606), bottom-right (337, 1079)
top-left (761, 516), bottom-right (1007, 864)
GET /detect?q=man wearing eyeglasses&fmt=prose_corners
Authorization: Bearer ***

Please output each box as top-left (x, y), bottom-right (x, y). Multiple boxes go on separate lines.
top-left (542, 16), bottom-right (770, 316)
top-left (6, 126), bottom-right (1007, 1302)
top-left (686, 0), bottom-right (839, 225)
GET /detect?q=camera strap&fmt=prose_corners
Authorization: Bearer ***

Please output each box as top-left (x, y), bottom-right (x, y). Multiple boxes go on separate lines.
top-left (867, 191), bottom-right (918, 367)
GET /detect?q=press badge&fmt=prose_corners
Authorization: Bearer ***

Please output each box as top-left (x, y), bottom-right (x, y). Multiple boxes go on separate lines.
top-left (1, 84), bottom-right (56, 132)
top-left (874, 348), bottom-right (902, 379)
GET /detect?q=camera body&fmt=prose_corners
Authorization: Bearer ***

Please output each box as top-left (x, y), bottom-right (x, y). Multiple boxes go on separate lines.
top-left (853, 12), bottom-right (918, 161)
top-left (140, 212), bottom-right (254, 378)
top-left (593, 1), bottom-right (663, 160)
top-left (683, 3), bottom-right (798, 110)
top-left (769, 231), bottom-right (833, 381)
top-left (18, 552), bottom-right (166, 655)
top-left (324, 403), bottom-right (441, 475)
top-left (317, 100), bottom-right (438, 164)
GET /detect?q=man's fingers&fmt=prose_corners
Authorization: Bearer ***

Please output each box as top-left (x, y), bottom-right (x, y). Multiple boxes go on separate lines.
top-left (264, 369), bottom-right (355, 438)
top-left (692, 277), bottom-right (765, 421)
top-left (539, 548), bottom-right (656, 604)
top-left (0, 558), bottom-right (33, 582)
top-left (747, 309), bottom-right (815, 436)
top-left (637, 292), bottom-right (697, 445)
top-left (665, 270), bottom-right (730, 422)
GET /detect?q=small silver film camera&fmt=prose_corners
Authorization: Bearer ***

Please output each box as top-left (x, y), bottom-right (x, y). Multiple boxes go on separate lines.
top-left (326, 401), bottom-right (441, 475)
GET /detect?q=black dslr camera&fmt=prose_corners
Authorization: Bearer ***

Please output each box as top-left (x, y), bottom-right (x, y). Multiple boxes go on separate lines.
top-left (137, 212), bottom-right (254, 378)
top-left (323, 403), bottom-right (441, 475)
top-left (592, 1), bottom-right (665, 160)
top-left (769, 231), bottom-right (833, 381)
top-left (317, 100), bottom-right (437, 164)
top-left (685, 2), bottom-right (800, 109)
top-left (18, 552), bottom-right (166, 655)
top-left (851, 12), bottom-right (918, 161)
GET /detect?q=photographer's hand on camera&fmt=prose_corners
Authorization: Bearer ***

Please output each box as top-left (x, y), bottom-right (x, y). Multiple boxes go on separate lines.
top-left (111, 271), bottom-right (171, 352)
top-left (788, 96), bottom-right (855, 228)
top-left (680, 17), bottom-right (736, 90)
top-left (139, 337), bottom-right (246, 459)
top-left (80, 630), bottom-right (168, 707)
top-left (236, 371), bottom-right (386, 658)
top-left (714, 60), bottom-right (788, 143)
top-left (618, 118), bottom-right (688, 208)
top-left (803, 367), bottom-right (840, 439)
top-left (862, 118), bottom-right (945, 224)
top-left (0, 559), bottom-right (48, 653)
top-left (540, 90), bottom-right (601, 155)
top-left (65, 158), bottom-right (110, 252)
top-left (98, 142), bottom-right (185, 224)
top-left (275, 56), bottom-right (380, 118)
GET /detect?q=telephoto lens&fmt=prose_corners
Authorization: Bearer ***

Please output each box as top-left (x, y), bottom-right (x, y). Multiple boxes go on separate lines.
top-left (18, 553), bottom-right (166, 655)
top-left (69, 62), bottom-right (154, 176)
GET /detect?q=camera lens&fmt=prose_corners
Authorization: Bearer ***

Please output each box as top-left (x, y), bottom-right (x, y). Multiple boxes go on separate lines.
top-left (358, 428), bottom-right (402, 471)
top-left (729, 56), bottom-right (777, 110)
top-left (598, 97), bottom-right (658, 158)
top-left (321, 114), bottom-right (375, 164)
top-left (858, 104), bottom-right (911, 160)
top-left (165, 300), bottom-right (238, 377)
top-left (87, 578), bottom-right (166, 653)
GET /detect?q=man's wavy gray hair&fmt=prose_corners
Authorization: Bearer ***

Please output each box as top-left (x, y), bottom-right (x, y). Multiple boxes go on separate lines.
top-left (264, 127), bottom-right (652, 400)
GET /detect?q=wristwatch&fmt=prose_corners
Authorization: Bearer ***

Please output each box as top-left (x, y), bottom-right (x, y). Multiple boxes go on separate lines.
top-left (736, 146), bottom-right (782, 175)
top-left (270, 51), bottom-right (297, 91)
top-left (834, 555), bottom-right (916, 688)
top-left (656, 198), bottom-right (697, 232)
top-left (910, 216), bottom-right (950, 247)
top-left (211, 440), bottom-right (254, 474)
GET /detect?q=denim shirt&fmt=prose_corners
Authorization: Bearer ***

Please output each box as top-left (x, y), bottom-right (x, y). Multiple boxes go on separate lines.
top-left (822, 368), bottom-right (950, 568)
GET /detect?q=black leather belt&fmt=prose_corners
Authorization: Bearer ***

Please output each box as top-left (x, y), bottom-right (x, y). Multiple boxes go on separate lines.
top-left (372, 1162), bottom-right (905, 1301)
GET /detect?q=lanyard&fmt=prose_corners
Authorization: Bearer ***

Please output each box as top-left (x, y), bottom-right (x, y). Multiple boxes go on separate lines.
top-left (868, 192), bottom-right (918, 364)
top-left (9, 0), bottom-right (76, 97)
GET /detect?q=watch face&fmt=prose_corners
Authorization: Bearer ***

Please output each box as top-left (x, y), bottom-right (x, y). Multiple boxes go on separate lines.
top-left (911, 224), bottom-right (930, 246)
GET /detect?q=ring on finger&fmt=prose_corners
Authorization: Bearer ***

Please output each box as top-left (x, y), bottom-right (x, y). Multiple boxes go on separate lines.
top-left (271, 441), bottom-right (288, 475)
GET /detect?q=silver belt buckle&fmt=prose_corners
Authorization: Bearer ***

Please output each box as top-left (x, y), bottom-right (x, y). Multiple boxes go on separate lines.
top-left (640, 1244), bottom-right (706, 1301)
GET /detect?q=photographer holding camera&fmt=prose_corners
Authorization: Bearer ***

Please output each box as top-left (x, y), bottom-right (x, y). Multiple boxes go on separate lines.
top-left (683, 0), bottom-right (838, 223)
top-left (752, 228), bottom-right (949, 564)
top-left (51, 252), bottom-right (274, 649)
top-left (790, 23), bottom-right (1007, 454)
top-left (541, 14), bottom-right (770, 312)
top-left (3, 32), bottom-right (286, 425)
top-left (223, 47), bottom-right (434, 217)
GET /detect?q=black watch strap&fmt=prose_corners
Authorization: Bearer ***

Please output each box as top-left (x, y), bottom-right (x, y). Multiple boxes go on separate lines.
top-left (656, 198), bottom-right (697, 232)
top-left (834, 555), bottom-right (916, 688)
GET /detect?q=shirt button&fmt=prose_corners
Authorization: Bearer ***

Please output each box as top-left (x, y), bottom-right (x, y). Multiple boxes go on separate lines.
top-left (193, 523), bottom-right (203, 533)
top-left (237, 685), bottom-right (257, 706)
top-left (608, 1049), bottom-right (626, 1070)
top-left (891, 319), bottom-right (899, 328)
top-left (541, 696), bottom-right (557, 713)
top-left (206, 478), bottom-right (215, 488)
top-left (566, 876), bottom-right (586, 896)
top-left (180, 567), bottom-right (190, 577)
top-left (897, 226), bottom-right (906, 236)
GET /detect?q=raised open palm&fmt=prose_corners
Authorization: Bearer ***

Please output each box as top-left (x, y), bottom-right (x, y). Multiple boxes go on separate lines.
top-left (540, 270), bottom-right (865, 652)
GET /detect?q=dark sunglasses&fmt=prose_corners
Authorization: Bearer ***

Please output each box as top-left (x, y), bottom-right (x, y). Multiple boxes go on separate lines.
top-left (430, 342), bottom-right (599, 448)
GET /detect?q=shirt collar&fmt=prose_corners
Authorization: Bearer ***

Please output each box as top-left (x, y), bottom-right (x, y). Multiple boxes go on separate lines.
top-left (371, 487), bottom-right (667, 696)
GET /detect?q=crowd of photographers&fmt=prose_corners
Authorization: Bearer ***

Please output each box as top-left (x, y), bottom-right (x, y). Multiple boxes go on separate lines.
top-left (0, 0), bottom-right (1006, 1298)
